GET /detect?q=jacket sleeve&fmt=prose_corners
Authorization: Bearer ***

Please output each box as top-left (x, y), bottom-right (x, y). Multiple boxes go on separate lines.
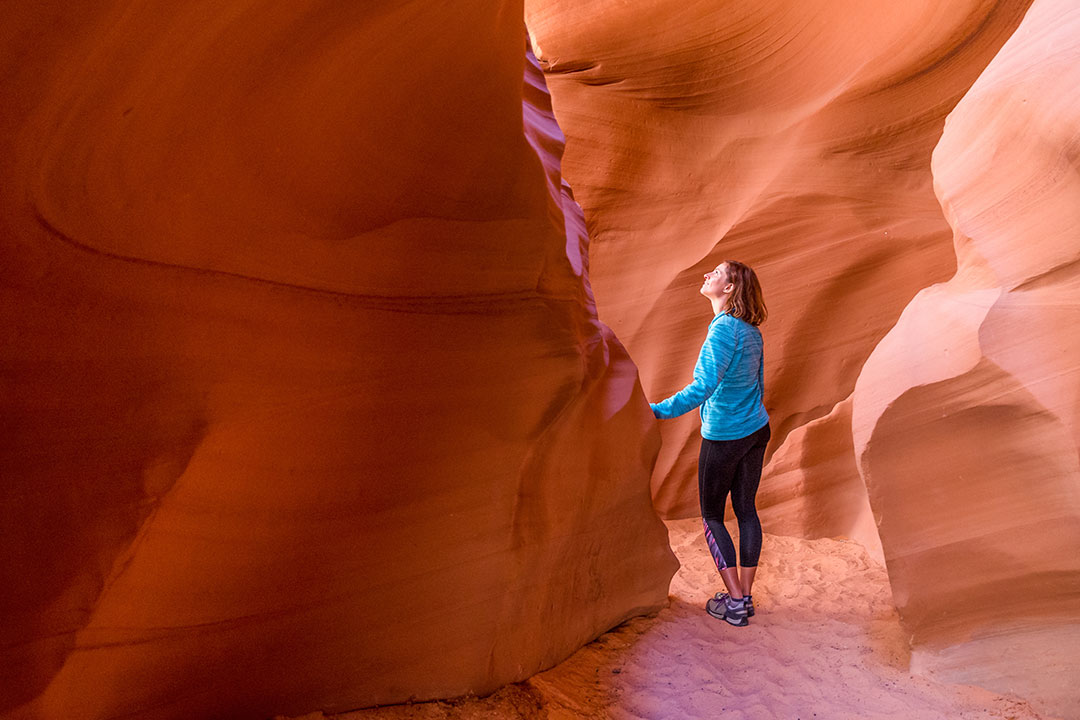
top-left (650, 319), bottom-right (737, 419)
top-left (758, 345), bottom-right (765, 393)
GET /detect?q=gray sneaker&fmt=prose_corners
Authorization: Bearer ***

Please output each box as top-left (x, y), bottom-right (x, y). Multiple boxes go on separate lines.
top-left (706, 595), bottom-right (749, 626)
top-left (713, 592), bottom-right (755, 617)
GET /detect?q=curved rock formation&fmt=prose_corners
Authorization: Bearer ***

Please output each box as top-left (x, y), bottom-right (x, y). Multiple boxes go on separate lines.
top-left (852, 1), bottom-right (1080, 716)
top-left (0, 4), bottom-right (675, 718)
top-left (525, 0), bottom-right (1032, 548)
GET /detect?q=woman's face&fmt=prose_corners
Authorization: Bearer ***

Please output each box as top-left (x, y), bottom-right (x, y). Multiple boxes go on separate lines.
top-left (701, 263), bottom-right (733, 300)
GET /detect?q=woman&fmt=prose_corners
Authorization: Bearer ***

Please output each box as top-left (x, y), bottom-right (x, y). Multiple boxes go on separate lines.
top-left (650, 260), bottom-right (769, 627)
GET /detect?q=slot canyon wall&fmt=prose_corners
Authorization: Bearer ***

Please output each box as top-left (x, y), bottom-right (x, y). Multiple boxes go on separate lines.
top-left (2, 0), bottom-right (1078, 718)
top-left (525, 0), bottom-right (1035, 551)
top-left (853, 0), bottom-right (1080, 714)
top-left (527, 0), bottom-right (1078, 716)
top-left (0, 2), bottom-right (675, 718)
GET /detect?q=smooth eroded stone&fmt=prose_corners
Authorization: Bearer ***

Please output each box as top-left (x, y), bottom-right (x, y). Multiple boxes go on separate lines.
top-left (0, 3), bottom-right (676, 718)
top-left (525, 0), bottom-right (1031, 530)
top-left (852, 1), bottom-right (1080, 716)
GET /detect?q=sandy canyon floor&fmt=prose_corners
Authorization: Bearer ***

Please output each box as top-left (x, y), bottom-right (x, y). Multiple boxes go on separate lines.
top-left (284, 519), bottom-right (1050, 720)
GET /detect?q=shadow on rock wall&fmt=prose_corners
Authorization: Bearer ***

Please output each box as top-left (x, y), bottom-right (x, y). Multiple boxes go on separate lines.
top-left (0, 3), bottom-right (675, 718)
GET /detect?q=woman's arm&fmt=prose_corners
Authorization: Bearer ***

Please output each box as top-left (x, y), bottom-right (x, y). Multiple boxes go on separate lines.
top-left (650, 319), bottom-right (737, 419)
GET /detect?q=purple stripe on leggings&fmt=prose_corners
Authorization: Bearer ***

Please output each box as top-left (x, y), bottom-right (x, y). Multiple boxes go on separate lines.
top-left (702, 518), bottom-right (727, 571)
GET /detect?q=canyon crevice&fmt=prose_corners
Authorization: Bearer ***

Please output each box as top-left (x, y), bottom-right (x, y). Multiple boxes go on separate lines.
top-left (1, 4), bottom-right (674, 718)
top-left (2, 0), bottom-right (1077, 718)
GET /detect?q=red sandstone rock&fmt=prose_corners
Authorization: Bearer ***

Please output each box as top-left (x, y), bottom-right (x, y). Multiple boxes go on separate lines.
top-left (527, 1), bottom-right (1080, 712)
top-left (852, 2), bottom-right (1080, 716)
top-left (0, 4), bottom-right (675, 718)
top-left (756, 398), bottom-right (883, 562)
top-left (525, 0), bottom-right (1032, 534)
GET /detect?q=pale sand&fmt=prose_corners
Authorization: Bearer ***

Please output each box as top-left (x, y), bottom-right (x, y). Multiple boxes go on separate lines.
top-left (287, 519), bottom-right (1051, 720)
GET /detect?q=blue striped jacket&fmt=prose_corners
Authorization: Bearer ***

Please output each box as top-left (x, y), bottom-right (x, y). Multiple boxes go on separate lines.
top-left (650, 312), bottom-right (769, 441)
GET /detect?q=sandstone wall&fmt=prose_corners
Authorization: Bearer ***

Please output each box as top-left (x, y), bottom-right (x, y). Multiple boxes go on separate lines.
top-left (526, 0), bottom-right (1080, 713)
top-left (852, 1), bottom-right (1080, 716)
top-left (525, 0), bottom-right (1032, 556)
top-left (0, 3), bottom-right (675, 718)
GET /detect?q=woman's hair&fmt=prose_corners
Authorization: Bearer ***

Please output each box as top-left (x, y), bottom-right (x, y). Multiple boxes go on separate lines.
top-left (722, 261), bottom-right (767, 326)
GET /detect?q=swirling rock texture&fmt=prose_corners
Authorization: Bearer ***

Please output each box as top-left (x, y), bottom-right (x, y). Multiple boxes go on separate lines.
top-left (852, 1), bottom-right (1080, 716)
top-left (527, 0), bottom-right (1077, 716)
top-left (0, 2), bottom-right (675, 718)
top-left (524, 0), bottom-right (1033, 558)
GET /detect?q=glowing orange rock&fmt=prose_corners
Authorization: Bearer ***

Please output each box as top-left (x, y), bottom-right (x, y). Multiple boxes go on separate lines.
top-left (525, 0), bottom-right (1030, 541)
top-left (0, 4), bottom-right (674, 718)
top-left (852, 1), bottom-right (1080, 716)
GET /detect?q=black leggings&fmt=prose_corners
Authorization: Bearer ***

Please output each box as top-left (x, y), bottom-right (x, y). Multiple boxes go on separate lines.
top-left (698, 422), bottom-right (770, 571)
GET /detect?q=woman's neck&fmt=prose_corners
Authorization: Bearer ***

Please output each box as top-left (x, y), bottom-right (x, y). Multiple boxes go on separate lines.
top-left (711, 297), bottom-right (729, 316)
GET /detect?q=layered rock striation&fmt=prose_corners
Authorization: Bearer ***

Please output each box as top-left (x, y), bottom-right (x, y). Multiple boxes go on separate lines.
top-left (528, 0), bottom-right (1078, 714)
top-left (525, 0), bottom-right (1033, 553)
top-left (852, 1), bottom-right (1080, 716)
top-left (5, 0), bottom-right (1077, 717)
top-left (0, 3), bottom-right (675, 718)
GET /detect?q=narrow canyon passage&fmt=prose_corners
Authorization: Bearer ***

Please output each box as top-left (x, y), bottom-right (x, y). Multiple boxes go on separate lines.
top-left (4, 0), bottom-right (1078, 718)
top-left (296, 519), bottom-right (1047, 720)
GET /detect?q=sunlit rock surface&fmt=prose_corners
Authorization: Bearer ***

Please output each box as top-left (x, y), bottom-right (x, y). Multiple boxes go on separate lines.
top-left (527, 0), bottom-right (1078, 713)
top-left (524, 0), bottom-right (1032, 544)
top-left (852, 1), bottom-right (1080, 716)
top-left (0, 3), bottom-right (675, 718)
top-left (5, 0), bottom-right (1076, 717)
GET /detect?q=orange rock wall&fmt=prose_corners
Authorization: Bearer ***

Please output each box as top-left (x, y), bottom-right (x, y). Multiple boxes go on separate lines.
top-left (853, 1), bottom-right (1080, 715)
top-left (528, 0), bottom-right (1076, 714)
top-left (0, 3), bottom-right (675, 718)
top-left (525, 0), bottom-right (1032, 553)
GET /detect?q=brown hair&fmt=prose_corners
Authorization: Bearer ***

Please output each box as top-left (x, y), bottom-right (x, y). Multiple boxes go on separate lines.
top-left (722, 261), bottom-right (767, 326)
